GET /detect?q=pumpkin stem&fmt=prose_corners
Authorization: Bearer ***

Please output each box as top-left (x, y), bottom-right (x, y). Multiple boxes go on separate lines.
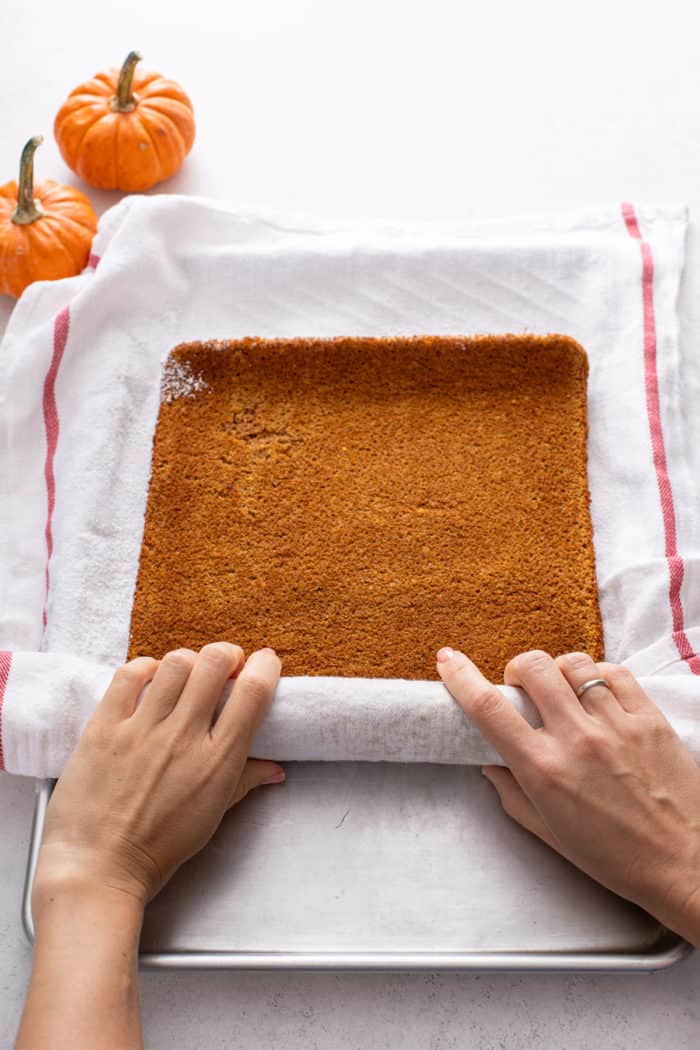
top-left (111, 50), bottom-right (142, 112)
top-left (11, 136), bottom-right (45, 226)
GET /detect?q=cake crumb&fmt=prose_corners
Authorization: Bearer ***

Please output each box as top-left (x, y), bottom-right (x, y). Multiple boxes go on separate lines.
top-left (132, 334), bottom-right (603, 681)
top-left (160, 357), bottom-right (209, 403)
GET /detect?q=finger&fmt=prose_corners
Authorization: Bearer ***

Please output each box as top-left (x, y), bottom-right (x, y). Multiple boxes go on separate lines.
top-left (169, 642), bottom-right (245, 731)
top-left (131, 648), bottom-right (198, 724)
top-left (213, 647), bottom-right (282, 751)
top-left (504, 650), bottom-right (587, 730)
top-left (436, 648), bottom-right (540, 769)
top-left (96, 657), bottom-right (159, 722)
top-left (482, 765), bottom-right (561, 853)
top-left (555, 652), bottom-right (625, 721)
top-left (229, 758), bottom-right (286, 807)
top-left (597, 662), bottom-right (658, 715)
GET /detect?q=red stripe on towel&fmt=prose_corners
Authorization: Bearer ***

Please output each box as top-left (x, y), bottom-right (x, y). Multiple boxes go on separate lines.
top-left (40, 307), bottom-right (70, 636)
top-left (87, 253), bottom-right (101, 270)
top-left (621, 203), bottom-right (700, 673)
top-left (0, 652), bottom-right (12, 771)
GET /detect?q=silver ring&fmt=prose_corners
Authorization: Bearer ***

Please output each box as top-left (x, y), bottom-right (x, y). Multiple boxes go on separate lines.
top-left (575, 677), bottom-right (610, 700)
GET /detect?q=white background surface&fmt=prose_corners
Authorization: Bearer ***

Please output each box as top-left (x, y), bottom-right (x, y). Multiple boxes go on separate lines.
top-left (2, 0), bottom-right (700, 1045)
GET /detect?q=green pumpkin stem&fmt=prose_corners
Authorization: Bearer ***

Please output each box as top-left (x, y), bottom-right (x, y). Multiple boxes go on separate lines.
top-left (112, 50), bottom-right (142, 112)
top-left (11, 136), bottom-right (44, 226)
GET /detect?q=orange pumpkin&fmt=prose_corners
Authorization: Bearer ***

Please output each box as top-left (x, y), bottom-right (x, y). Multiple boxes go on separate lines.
top-left (0, 136), bottom-right (98, 299)
top-left (54, 51), bottom-right (196, 192)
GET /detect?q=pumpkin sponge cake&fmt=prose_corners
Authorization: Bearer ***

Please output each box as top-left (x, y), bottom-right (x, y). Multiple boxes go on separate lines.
top-left (128, 334), bottom-right (603, 681)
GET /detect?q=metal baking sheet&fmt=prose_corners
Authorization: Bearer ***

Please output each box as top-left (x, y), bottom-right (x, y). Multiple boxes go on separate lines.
top-left (23, 766), bottom-right (690, 971)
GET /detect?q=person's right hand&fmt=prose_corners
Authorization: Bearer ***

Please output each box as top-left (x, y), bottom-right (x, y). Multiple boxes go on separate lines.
top-left (436, 646), bottom-right (700, 944)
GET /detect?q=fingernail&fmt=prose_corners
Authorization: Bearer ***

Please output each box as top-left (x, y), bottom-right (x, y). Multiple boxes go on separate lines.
top-left (260, 647), bottom-right (277, 656)
top-left (481, 766), bottom-right (493, 783)
top-left (436, 647), bottom-right (455, 663)
top-left (261, 769), bottom-right (286, 785)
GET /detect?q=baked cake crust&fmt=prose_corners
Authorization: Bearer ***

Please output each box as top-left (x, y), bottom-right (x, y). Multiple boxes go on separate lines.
top-left (128, 334), bottom-right (603, 681)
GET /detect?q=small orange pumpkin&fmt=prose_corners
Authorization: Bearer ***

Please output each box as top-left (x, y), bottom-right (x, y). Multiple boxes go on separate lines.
top-left (0, 136), bottom-right (98, 299)
top-left (54, 50), bottom-right (196, 192)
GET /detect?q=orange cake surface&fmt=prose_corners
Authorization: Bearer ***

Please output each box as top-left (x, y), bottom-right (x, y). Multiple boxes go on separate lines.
top-left (128, 335), bottom-right (603, 680)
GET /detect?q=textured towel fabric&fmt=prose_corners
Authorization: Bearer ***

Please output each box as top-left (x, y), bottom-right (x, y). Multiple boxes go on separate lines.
top-left (0, 196), bottom-right (698, 776)
top-left (4, 655), bottom-right (700, 769)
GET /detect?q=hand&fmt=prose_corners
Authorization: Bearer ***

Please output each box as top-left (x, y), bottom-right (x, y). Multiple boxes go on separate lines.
top-left (436, 647), bottom-right (700, 944)
top-left (33, 642), bottom-right (285, 912)
top-left (17, 642), bottom-right (284, 1050)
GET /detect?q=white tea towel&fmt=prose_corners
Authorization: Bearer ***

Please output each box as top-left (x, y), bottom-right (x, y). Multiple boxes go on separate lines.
top-left (0, 196), bottom-right (698, 776)
top-left (4, 654), bottom-right (700, 769)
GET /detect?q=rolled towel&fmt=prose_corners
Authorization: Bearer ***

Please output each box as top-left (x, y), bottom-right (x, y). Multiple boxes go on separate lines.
top-left (2, 651), bottom-right (699, 776)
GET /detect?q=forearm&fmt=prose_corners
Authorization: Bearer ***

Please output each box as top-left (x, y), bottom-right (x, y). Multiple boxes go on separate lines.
top-left (15, 882), bottom-right (144, 1050)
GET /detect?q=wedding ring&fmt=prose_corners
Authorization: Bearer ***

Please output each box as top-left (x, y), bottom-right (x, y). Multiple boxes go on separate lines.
top-left (575, 677), bottom-right (610, 700)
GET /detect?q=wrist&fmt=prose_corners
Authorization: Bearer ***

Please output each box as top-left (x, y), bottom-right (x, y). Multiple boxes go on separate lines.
top-left (32, 866), bottom-right (145, 939)
top-left (639, 857), bottom-right (700, 946)
top-left (658, 880), bottom-right (700, 947)
top-left (33, 839), bottom-right (151, 917)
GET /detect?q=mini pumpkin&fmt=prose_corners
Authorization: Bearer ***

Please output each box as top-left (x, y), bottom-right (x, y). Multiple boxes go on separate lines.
top-left (0, 136), bottom-right (98, 299)
top-left (54, 50), bottom-right (196, 192)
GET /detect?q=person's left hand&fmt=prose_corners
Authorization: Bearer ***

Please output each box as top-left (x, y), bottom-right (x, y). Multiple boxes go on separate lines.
top-left (33, 642), bottom-right (285, 913)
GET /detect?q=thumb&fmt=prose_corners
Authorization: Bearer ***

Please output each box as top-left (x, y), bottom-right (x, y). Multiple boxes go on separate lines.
top-left (482, 765), bottom-right (561, 854)
top-left (230, 759), bottom-right (286, 807)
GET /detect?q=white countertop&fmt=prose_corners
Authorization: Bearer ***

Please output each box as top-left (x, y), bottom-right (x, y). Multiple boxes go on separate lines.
top-left (2, 0), bottom-right (700, 1045)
